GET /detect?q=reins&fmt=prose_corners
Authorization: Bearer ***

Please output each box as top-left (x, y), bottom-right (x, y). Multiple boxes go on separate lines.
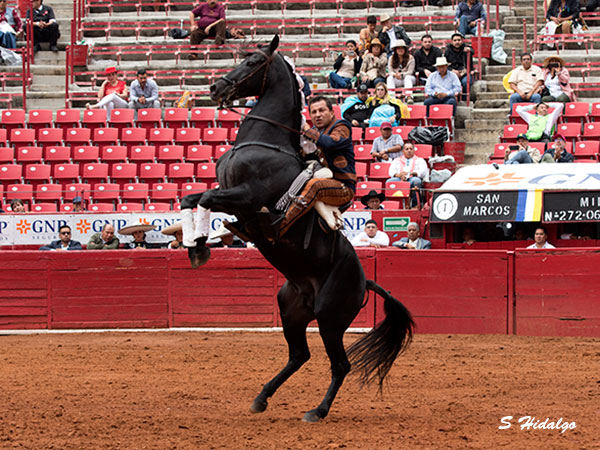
top-left (221, 105), bottom-right (304, 136)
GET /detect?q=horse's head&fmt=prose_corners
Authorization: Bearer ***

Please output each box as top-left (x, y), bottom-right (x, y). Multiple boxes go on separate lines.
top-left (210, 35), bottom-right (280, 106)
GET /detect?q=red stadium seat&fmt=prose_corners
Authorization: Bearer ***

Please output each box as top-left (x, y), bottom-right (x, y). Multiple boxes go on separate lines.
top-left (101, 145), bottom-right (128, 162)
top-left (381, 200), bottom-right (401, 210)
top-left (562, 102), bottom-right (589, 125)
top-left (573, 141), bottom-right (600, 160)
top-left (229, 128), bottom-right (239, 142)
top-left (555, 122), bottom-right (581, 144)
top-left (368, 162), bottom-right (392, 181)
top-left (216, 108), bottom-right (245, 129)
top-left (109, 108), bottom-right (135, 132)
top-left (16, 146), bottom-right (43, 163)
top-left (64, 183), bottom-right (91, 201)
top-left (120, 127), bottom-right (147, 148)
top-left (491, 143), bottom-right (509, 160)
top-left (44, 146), bottom-right (71, 164)
top-left (64, 127), bottom-right (91, 146)
top-left (72, 145), bottom-right (100, 163)
top-left (35, 183), bottom-right (63, 202)
top-left (414, 144), bottom-right (433, 159)
top-left (384, 180), bottom-right (411, 200)
top-left (163, 108), bottom-right (189, 129)
top-left (10, 128), bottom-right (36, 149)
top-left (500, 124), bottom-right (528, 143)
top-left (55, 109), bottom-right (81, 129)
top-left (403, 105), bottom-right (427, 127)
top-left (31, 203), bottom-right (58, 213)
top-left (0, 129), bottom-right (6, 145)
top-left (185, 144), bottom-right (213, 162)
top-left (136, 108), bottom-right (162, 130)
top-left (190, 107), bottom-right (215, 128)
top-left (0, 146), bottom-right (14, 163)
top-left (82, 163), bottom-right (110, 183)
top-left (82, 108), bottom-right (107, 130)
top-left (180, 182), bottom-right (207, 198)
top-left (92, 183), bottom-right (120, 202)
top-left (92, 127), bottom-right (120, 147)
top-left (351, 127), bottom-right (364, 143)
top-left (60, 203), bottom-right (77, 212)
top-left (355, 181), bottom-right (383, 197)
top-left (6, 183), bottom-right (33, 202)
top-left (0, 109), bottom-right (26, 132)
top-left (509, 103), bottom-right (530, 125)
top-left (53, 163), bottom-right (80, 183)
top-left (0, 164), bottom-right (23, 183)
top-left (121, 182), bottom-right (149, 203)
top-left (24, 163), bottom-right (51, 182)
top-left (392, 126), bottom-right (414, 140)
top-left (196, 162), bottom-right (217, 181)
top-left (88, 203), bottom-right (115, 212)
top-left (110, 163), bottom-right (138, 184)
top-left (37, 127), bottom-right (64, 148)
top-left (116, 202), bottom-right (143, 212)
top-left (28, 109), bottom-right (54, 135)
top-left (582, 123), bottom-right (600, 140)
top-left (202, 128), bottom-right (228, 147)
top-left (150, 182), bottom-right (178, 202)
top-left (147, 127), bottom-right (174, 146)
top-left (144, 202), bottom-right (171, 212)
top-left (363, 127), bottom-right (379, 143)
top-left (214, 145), bottom-right (230, 160)
top-left (157, 145), bottom-right (184, 162)
top-left (138, 162), bottom-right (166, 183)
top-left (175, 127), bottom-right (201, 149)
top-left (355, 144), bottom-right (373, 161)
top-left (355, 162), bottom-right (367, 180)
top-left (428, 104), bottom-right (454, 134)
top-left (168, 162), bottom-right (195, 182)
top-left (129, 145), bottom-right (156, 162)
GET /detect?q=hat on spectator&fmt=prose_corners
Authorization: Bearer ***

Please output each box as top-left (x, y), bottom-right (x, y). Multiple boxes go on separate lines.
top-left (434, 56), bottom-right (449, 66)
top-left (380, 121), bottom-right (393, 129)
top-left (357, 83), bottom-right (369, 93)
top-left (380, 13), bottom-right (392, 23)
top-left (553, 133), bottom-right (566, 142)
top-left (104, 67), bottom-right (118, 75)
top-left (361, 190), bottom-right (385, 206)
top-left (516, 133), bottom-right (529, 141)
top-left (161, 222), bottom-right (182, 236)
top-left (118, 224), bottom-right (156, 235)
top-left (368, 38), bottom-right (383, 51)
top-left (390, 40), bottom-right (407, 49)
top-left (72, 196), bottom-right (83, 204)
top-left (542, 56), bottom-right (565, 68)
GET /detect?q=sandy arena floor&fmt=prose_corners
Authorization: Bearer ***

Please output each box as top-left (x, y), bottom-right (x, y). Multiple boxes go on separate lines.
top-left (1, 331), bottom-right (599, 449)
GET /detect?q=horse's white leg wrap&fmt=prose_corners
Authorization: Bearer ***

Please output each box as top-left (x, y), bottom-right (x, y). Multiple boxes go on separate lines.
top-left (194, 206), bottom-right (211, 241)
top-left (181, 208), bottom-right (196, 247)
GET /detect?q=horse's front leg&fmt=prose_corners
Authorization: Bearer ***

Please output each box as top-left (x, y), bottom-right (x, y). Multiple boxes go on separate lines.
top-left (181, 186), bottom-right (256, 268)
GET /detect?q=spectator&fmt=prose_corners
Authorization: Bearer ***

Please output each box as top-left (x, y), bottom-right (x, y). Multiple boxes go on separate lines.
top-left (386, 40), bottom-right (416, 104)
top-left (462, 227), bottom-right (477, 245)
top-left (119, 224), bottom-right (157, 249)
top-left (541, 134), bottom-right (574, 163)
top-left (26, 0), bottom-right (60, 52)
top-left (514, 227), bottom-right (529, 240)
top-left (516, 102), bottom-right (564, 143)
top-left (527, 227), bottom-right (555, 249)
top-left (360, 190), bottom-right (385, 210)
top-left (210, 231), bottom-right (245, 248)
top-left (72, 196), bottom-right (85, 212)
top-left (504, 133), bottom-right (542, 164)
top-left (0, 0), bottom-right (22, 49)
top-left (358, 38), bottom-right (387, 89)
top-left (161, 222), bottom-right (184, 249)
top-left (454, 0), bottom-right (486, 36)
top-left (541, 56), bottom-right (574, 104)
top-left (358, 15), bottom-right (378, 55)
top-left (87, 224), bottom-right (120, 249)
top-left (128, 69), bottom-right (160, 113)
top-left (542, 0), bottom-right (582, 48)
top-left (85, 67), bottom-right (129, 119)
top-left (414, 34), bottom-right (443, 84)
top-left (444, 33), bottom-right (473, 99)
top-left (329, 40), bottom-right (362, 89)
top-left (39, 225), bottom-right (82, 251)
top-left (378, 14), bottom-right (412, 56)
top-left (392, 222), bottom-right (431, 249)
top-left (10, 198), bottom-right (25, 212)
top-left (367, 82), bottom-right (407, 126)
top-left (371, 121), bottom-right (404, 161)
top-left (387, 142), bottom-right (428, 207)
top-left (341, 83), bottom-right (373, 129)
top-left (507, 53), bottom-right (543, 110)
top-left (351, 219), bottom-right (390, 247)
top-left (424, 56), bottom-right (462, 116)
top-left (188, 0), bottom-right (226, 60)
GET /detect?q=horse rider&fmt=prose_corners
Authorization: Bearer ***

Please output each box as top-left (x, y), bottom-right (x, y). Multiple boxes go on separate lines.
top-left (277, 95), bottom-right (356, 237)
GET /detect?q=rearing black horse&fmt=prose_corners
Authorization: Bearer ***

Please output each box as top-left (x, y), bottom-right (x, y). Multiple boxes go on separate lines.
top-left (181, 35), bottom-right (414, 422)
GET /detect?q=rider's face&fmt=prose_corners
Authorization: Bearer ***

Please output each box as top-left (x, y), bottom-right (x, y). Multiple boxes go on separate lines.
top-left (309, 100), bottom-right (335, 129)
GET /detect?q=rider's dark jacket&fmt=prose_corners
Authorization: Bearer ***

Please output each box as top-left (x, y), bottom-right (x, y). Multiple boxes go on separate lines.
top-left (316, 119), bottom-right (357, 191)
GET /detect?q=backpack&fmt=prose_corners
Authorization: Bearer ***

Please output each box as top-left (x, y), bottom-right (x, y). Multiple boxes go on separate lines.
top-left (175, 91), bottom-right (192, 109)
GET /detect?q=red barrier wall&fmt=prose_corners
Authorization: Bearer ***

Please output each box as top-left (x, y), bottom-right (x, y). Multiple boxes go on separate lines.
top-left (1, 249), bottom-right (599, 336)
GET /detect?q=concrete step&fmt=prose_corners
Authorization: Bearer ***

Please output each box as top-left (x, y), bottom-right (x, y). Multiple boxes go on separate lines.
top-left (474, 91), bottom-right (512, 100)
top-left (464, 118), bottom-right (508, 130)
top-left (455, 128), bottom-right (502, 143)
top-left (31, 75), bottom-right (67, 92)
top-left (470, 108), bottom-right (510, 120)
top-left (26, 95), bottom-right (66, 110)
top-left (474, 98), bottom-right (510, 109)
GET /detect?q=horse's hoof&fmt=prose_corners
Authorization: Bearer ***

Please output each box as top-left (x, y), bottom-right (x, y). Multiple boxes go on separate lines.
top-left (187, 244), bottom-right (211, 269)
top-left (302, 409), bottom-right (325, 423)
top-left (249, 398), bottom-right (268, 413)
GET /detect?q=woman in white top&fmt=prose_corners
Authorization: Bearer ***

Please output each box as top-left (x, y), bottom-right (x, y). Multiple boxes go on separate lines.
top-left (541, 56), bottom-right (573, 104)
top-left (329, 40), bottom-right (362, 89)
top-left (386, 40), bottom-right (416, 104)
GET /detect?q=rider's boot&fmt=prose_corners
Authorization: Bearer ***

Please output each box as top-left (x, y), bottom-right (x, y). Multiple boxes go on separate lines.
top-left (256, 207), bottom-right (284, 242)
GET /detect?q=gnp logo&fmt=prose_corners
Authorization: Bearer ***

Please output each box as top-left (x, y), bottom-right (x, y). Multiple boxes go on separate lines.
top-left (76, 219), bottom-right (92, 234)
top-left (16, 219), bottom-right (32, 234)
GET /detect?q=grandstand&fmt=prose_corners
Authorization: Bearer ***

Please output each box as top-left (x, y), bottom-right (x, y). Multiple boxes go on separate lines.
top-left (2, 0), bottom-right (600, 214)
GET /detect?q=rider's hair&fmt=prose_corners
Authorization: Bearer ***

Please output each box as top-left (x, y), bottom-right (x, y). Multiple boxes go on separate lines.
top-left (308, 95), bottom-right (333, 111)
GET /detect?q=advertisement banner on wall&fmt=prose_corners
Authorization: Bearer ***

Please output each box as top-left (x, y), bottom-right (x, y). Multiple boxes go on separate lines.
top-left (0, 211), bottom-right (371, 247)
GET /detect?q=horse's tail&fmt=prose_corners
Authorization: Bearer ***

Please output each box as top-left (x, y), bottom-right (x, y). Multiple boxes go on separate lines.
top-left (347, 280), bottom-right (414, 390)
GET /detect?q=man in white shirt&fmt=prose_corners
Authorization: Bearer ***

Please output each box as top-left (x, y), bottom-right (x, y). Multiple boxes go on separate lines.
top-left (386, 142), bottom-right (428, 207)
top-left (527, 227), bottom-right (555, 249)
top-left (351, 219), bottom-right (390, 247)
top-left (371, 121), bottom-right (404, 161)
top-left (508, 53), bottom-right (543, 111)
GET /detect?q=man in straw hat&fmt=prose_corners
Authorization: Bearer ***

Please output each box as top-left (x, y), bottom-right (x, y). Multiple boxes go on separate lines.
top-left (378, 13), bottom-right (412, 55)
top-left (118, 224), bottom-right (157, 249)
top-left (87, 224), bottom-right (120, 249)
top-left (358, 38), bottom-right (387, 88)
top-left (424, 56), bottom-right (462, 115)
top-left (161, 222), bottom-right (185, 249)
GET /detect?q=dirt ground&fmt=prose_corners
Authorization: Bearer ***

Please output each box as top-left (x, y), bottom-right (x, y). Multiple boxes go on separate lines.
top-left (1, 331), bottom-right (599, 449)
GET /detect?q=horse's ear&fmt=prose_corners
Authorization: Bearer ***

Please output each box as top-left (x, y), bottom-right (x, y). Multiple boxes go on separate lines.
top-left (268, 35), bottom-right (280, 54)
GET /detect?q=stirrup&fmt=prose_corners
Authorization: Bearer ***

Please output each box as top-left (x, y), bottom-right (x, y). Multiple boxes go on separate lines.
top-left (314, 201), bottom-right (344, 231)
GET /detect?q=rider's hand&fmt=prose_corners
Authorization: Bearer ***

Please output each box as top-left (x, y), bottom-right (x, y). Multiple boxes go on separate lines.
top-left (303, 128), bottom-right (320, 142)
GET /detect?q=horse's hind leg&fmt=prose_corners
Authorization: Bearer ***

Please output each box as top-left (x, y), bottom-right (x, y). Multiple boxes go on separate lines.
top-left (250, 282), bottom-right (313, 413)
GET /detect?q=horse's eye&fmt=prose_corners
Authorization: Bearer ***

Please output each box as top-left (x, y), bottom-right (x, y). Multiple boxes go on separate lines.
top-left (247, 60), bottom-right (256, 67)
